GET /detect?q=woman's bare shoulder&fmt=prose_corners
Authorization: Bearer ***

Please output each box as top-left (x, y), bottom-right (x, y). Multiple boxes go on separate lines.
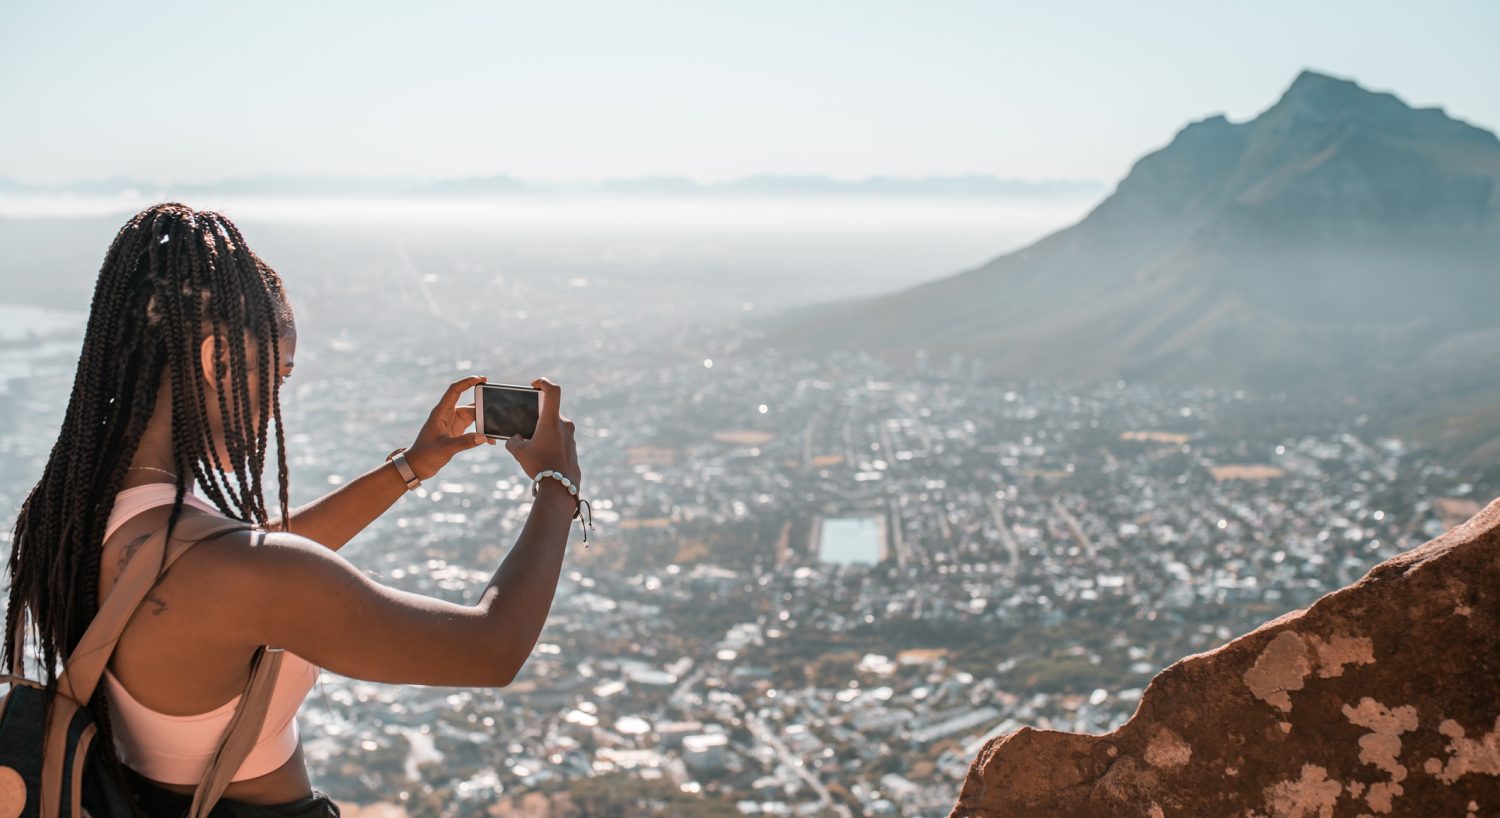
top-left (103, 509), bottom-right (332, 607)
top-left (166, 516), bottom-right (335, 582)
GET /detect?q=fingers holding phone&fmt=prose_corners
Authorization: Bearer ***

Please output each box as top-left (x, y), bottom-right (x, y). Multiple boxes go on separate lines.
top-left (476, 376), bottom-right (580, 487)
top-left (535, 376), bottom-right (562, 423)
top-left (508, 377), bottom-right (580, 486)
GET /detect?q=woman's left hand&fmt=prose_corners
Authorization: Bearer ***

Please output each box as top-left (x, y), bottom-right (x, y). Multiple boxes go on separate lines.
top-left (404, 374), bottom-right (494, 480)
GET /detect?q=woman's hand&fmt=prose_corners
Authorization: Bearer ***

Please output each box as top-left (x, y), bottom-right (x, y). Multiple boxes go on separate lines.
top-left (505, 377), bottom-right (581, 487)
top-left (405, 374), bottom-right (492, 480)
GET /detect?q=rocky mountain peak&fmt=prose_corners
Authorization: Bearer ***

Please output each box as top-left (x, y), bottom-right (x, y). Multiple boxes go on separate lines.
top-left (759, 69), bottom-right (1500, 383)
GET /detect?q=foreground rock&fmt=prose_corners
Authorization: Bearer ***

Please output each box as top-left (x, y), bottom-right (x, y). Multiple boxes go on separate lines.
top-left (947, 497), bottom-right (1500, 817)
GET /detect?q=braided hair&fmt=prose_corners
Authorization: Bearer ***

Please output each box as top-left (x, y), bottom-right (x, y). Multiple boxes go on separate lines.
top-left (2, 202), bottom-right (294, 811)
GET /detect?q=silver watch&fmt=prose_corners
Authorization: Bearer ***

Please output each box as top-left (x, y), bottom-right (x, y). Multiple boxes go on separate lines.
top-left (386, 447), bottom-right (421, 490)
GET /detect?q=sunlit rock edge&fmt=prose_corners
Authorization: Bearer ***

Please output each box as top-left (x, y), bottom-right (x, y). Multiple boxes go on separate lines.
top-left (946, 496), bottom-right (1500, 817)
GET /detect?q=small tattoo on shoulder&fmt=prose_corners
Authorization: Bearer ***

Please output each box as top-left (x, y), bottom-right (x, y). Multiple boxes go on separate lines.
top-left (117, 533), bottom-right (151, 572)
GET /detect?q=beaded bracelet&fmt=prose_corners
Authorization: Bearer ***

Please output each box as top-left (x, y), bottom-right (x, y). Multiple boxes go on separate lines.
top-left (531, 469), bottom-right (595, 544)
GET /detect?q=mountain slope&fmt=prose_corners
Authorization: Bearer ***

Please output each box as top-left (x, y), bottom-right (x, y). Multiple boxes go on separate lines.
top-left (758, 70), bottom-right (1500, 387)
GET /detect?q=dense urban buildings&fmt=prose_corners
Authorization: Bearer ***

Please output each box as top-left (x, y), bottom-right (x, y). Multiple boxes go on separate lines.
top-left (1, 253), bottom-right (1489, 818)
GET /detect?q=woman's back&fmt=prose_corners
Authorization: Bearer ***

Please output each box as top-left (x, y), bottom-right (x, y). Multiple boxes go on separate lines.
top-left (97, 483), bottom-right (321, 789)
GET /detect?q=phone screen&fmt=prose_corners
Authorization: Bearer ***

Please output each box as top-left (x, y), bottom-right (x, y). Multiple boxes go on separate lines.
top-left (479, 384), bottom-right (540, 439)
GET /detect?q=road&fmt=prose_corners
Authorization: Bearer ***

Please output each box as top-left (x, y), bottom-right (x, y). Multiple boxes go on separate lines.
top-left (987, 496), bottom-right (1022, 564)
top-left (743, 707), bottom-right (852, 818)
top-left (1052, 497), bottom-right (1096, 558)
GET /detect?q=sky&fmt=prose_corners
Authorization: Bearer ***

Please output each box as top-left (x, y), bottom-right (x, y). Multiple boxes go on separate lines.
top-left (1, 1), bottom-right (1496, 187)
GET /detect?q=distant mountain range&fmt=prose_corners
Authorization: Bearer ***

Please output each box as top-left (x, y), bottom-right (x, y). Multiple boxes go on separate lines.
top-left (758, 70), bottom-right (1500, 397)
top-left (0, 173), bottom-right (1103, 200)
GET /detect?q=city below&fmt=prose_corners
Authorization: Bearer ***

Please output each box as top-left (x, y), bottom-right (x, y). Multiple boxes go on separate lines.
top-left (0, 285), bottom-right (1484, 818)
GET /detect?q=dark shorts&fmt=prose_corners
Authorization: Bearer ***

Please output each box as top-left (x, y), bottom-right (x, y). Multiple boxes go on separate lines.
top-left (123, 765), bottom-right (342, 818)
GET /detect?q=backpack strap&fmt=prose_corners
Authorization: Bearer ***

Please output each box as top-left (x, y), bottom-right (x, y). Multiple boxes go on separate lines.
top-left (57, 512), bottom-right (253, 708)
top-left (40, 510), bottom-right (287, 818)
top-left (186, 645), bottom-right (285, 818)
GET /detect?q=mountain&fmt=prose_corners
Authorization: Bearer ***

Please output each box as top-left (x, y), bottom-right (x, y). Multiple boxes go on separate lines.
top-left (757, 70), bottom-right (1500, 389)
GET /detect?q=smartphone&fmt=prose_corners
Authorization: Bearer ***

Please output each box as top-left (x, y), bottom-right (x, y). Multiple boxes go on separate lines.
top-left (474, 382), bottom-right (541, 439)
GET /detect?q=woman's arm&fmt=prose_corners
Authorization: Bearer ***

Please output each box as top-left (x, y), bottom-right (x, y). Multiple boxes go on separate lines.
top-left (261, 458), bottom-right (414, 552)
top-left (222, 478), bottom-right (578, 686)
top-left (222, 377), bottom-right (582, 686)
top-left (263, 375), bottom-right (491, 551)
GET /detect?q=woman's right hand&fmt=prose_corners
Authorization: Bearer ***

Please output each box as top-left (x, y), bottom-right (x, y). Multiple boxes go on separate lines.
top-left (504, 377), bottom-right (582, 488)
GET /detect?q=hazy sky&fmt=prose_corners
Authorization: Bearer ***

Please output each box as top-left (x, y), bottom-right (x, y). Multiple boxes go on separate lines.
top-left (2, 1), bottom-right (1495, 186)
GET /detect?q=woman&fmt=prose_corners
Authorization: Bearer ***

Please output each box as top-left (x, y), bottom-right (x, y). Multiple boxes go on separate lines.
top-left (3, 203), bottom-right (584, 817)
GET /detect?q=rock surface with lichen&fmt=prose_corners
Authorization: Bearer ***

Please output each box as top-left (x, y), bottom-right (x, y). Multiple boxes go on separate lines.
top-left (946, 497), bottom-right (1500, 817)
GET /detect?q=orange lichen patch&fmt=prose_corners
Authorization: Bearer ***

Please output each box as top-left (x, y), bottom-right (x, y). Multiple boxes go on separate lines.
top-left (1210, 464), bottom-right (1286, 481)
top-left (1244, 631), bottom-right (1313, 712)
top-left (1144, 727), bottom-right (1192, 769)
top-left (1343, 698), bottom-right (1419, 813)
top-left (1244, 631), bottom-right (1376, 713)
top-left (1425, 717), bottom-right (1500, 785)
top-left (1261, 764), bottom-right (1343, 818)
top-left (1307, 634), bottom-right (1375, 679)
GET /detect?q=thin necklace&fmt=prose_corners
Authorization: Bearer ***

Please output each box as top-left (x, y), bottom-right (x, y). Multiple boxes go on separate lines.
top-left (126, 466), bottom-right (178, 480)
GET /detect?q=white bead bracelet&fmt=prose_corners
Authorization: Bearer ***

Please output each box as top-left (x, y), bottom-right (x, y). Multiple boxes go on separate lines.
top-left (532, 469), bottom-right (579, 496)
top-left (531, 469), bottom-right (595, 544)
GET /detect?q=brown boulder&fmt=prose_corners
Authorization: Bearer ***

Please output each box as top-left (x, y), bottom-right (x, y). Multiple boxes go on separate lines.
top-left (947, 497), bottom-right (1500, 817)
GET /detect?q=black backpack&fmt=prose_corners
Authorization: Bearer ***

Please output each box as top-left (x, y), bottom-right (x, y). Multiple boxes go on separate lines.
top-left (0, 512), bottom-right (286, 818)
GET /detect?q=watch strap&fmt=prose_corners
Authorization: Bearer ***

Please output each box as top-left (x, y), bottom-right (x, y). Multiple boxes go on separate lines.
top-left (386, 447), bottom-right (421, 489)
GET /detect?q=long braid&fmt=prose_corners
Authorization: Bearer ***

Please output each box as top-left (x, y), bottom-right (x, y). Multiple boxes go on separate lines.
top-left (199, 220), bottom-right (242, 508)
top-left (82, 339), bottom-right (166, 818)
top-left (249, 249), bottom-right (294, 531)
top-left (232, 227), bottom-right (283, 529)
top-left (78, 242), bottom-right (171, 653)
top-left (2, 203), bottom-right (295, 814)
top-left (175, 213), bottom-right (241, 515)
top-left (175, 216), bottom-right (221, 512)
top-left (205, 218), bottom-right (258, 522)
top-left (269, 306), bottom-right (292, 532)
top-left (209, 213), bottom-right (290, 530)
